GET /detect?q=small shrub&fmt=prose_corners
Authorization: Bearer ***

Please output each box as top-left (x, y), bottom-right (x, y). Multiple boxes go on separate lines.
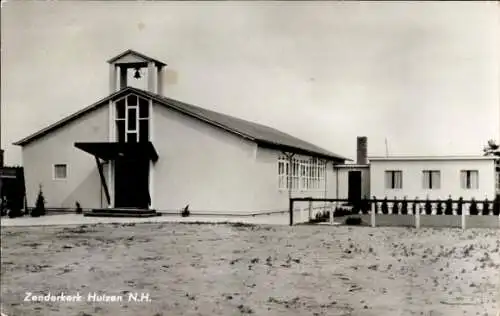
top-left (456, 197), bottom-right (463, 215)
top-left (7, 206), bottom-right (24, 218)
top-left (372, 196), bottom-right (379, 214)
top-left (381, 197), bottom-right (388, 214)
top-left (436, 199), bottom-right (443, 215)
top-left (361, 198), bottom-right (370, 214)
top-left (469, 199), bottom-right (478, 215)
top-left (75, 201), bottom-right (83, 214)
top-left (445, 196), bottom-right (453, 215)
top-left (31, 185), bottom-right (46, 217)
top-left (493, 195), bottom-right (500, 216)
top-left (412, 198), bottom-right (419, 214)
top-left (334, 207), bottom-right (353, 217)
top-left (392, 198), bottom-right (399, 215)
top-left (482, 199), bottom-right (490, 215)
top-left (309, 210), bottom-right (329, 223)
top-left (181, 204), bottom-right (190, 217)
top-left (345, 217), bottom-right (362, 226)
top-left (400, 197), bottom-right (408, 215)
top-left (424, 199), bottom-right (432, 215)
top-left (1, 197), bottom-right (7, 217)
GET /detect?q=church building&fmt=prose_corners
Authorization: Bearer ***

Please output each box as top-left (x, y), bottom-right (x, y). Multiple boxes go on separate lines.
top-left (14, 50), bottom-right (349, 215)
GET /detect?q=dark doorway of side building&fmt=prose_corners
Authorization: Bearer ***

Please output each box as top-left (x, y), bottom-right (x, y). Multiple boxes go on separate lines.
top-left (348, 171), bottom-right (362, 205)
top-left (114, 156), bottom-right (150, 209)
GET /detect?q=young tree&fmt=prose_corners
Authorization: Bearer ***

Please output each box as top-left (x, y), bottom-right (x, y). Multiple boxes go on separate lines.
top-left (75, 201), bottom-right (83, 214)
top-left (484, 139), bottom-right (500, 170)
top-left (483, 139), bottom-right (500, 156)
top-left (484, 140), bottom-right (500, 196)
top-left (31, 184), bottom-right (46, 217)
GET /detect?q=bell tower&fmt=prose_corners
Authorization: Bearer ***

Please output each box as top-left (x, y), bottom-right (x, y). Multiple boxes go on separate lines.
top-left (107, 49), bottom-right (167, 95)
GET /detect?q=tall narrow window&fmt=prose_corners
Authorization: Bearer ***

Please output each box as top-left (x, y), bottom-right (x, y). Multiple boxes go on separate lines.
top-left (116, 99), bottom-right (126, 119)
top-left (139, 120), bottom-right (149, 143)
top-left (423, 170), bottom-right (441, 189)
top-left (460, 170), bottom-right (479, 189)
top-left (385, 170), bottom-right (402, 189)
top-left (116, 120), bottom-right (125, 143)
top-left (115, 94), bottom-right (150, 143)
top-left (127, 108), bottom-right (137, 131)
top-left (139, 98), bottom-right (149, 118)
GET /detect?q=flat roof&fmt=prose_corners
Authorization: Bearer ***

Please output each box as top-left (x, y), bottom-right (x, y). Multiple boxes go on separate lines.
top-left (334, 164), bottom-right (370, 168)
top-left (368, 155), bottom-right (497, 161)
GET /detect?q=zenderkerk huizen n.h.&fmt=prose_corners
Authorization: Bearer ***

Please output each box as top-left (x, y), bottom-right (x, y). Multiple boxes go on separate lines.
top-left (24, 292), bottom-right (152, 303)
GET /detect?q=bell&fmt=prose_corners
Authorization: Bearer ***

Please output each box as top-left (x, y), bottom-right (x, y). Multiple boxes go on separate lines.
top-left (133, 68), bottom-right (141, 79)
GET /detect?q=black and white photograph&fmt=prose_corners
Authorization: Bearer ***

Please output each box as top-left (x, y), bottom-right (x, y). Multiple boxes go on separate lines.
top-left (1, 1), bottom-right (499, 315)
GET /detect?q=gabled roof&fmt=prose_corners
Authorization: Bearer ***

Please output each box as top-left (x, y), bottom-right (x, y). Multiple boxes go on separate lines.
top-left (107, 49), bottom-right (167, 67)
top-left (13, 87), bottom-right (348, 161)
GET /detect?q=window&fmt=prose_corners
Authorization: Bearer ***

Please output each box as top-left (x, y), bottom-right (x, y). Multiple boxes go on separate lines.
top-left (423, 170), bottom-right (441, 189)
top-left (460, 170), bottom-right (479, 189)
top-left (278, 156), bottom-right (326, 191)
top-left (385, 170), bottom-right (402, 189)
top-left (115, 94), bottom-right (150, 143)
top-left (53, 164), bottom-right (67, 180)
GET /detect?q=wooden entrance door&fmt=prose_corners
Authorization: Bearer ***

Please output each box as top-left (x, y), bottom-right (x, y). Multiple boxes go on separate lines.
top-left (114, 156), bottom-right (150, 209)
top-left (348, 171), bottom-right (362, 204)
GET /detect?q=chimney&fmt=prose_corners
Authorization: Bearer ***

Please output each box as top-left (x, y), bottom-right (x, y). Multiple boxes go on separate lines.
top-left (356, 136), bottom-right (367, 165)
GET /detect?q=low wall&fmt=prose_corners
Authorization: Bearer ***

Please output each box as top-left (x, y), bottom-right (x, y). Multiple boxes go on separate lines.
top-left (354, 214), bottom-right (499, 229)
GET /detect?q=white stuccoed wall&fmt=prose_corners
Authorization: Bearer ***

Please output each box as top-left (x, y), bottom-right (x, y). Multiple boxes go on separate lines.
top-left (21, 106), bottom-right (110, 209)
top-left (369, 157), bottom-right (497, 200)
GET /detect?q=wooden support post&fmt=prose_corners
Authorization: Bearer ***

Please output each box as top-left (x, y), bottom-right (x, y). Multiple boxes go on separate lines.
top-left (148, 62), bottom-right (155, 93)
top-left (157, 66), bottom-right (164, 96)
top-left (329, 202), bottom-right (334, 225)
top-left (415, 203), bottom-right (421, 229)
top-left (95, 156), bottom-right (111, 205)
top-left (289, 199), bottom-right (294, 226)
top-left (308, 200), bottom-right (313, 222)
top-left (462, 203), bottom-right (468, 230)
top-left (371, 201), bottom-right (376, 228)
top-left (109, 64), bottom-right (117, 94)
top-left (119, 66), bottom-right (127, 89)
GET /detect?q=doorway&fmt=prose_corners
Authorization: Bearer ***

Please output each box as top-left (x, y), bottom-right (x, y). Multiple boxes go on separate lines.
top-left (114, 156), bottom-right (150, 209)
top-left (348, 171), bottom-right (362, 204)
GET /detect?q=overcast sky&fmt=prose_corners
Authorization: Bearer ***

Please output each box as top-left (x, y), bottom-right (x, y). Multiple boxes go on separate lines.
top-left (1, 1), bottom-right (499, 165)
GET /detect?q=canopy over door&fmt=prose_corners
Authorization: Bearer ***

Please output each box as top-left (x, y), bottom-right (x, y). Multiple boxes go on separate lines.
top-left (74, 142), bottom-right (158, 208)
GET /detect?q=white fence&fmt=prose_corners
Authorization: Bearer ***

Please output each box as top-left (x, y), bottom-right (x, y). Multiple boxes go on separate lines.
top-left (289, 198), bottom-right (500, 229)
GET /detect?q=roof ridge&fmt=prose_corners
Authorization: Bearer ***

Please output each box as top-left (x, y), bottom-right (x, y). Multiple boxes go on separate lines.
top-left (135, 88), bottom-right (346, 159)
top-left (14, 86), bottom-right (348, 161)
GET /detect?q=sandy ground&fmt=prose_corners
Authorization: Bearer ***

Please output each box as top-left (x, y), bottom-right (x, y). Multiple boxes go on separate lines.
top-left (1, 223), bottom-right (499, 316)
top-left (0, 213), bottom-right (297, 227)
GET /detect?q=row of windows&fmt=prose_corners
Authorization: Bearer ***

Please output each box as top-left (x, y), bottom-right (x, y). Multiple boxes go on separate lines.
top-left (278, 156), bottom-right (326, 191)
top-left (385, 170), bottom-right (480, 190)
top-left (51, 164), bottom-right (498, 194)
